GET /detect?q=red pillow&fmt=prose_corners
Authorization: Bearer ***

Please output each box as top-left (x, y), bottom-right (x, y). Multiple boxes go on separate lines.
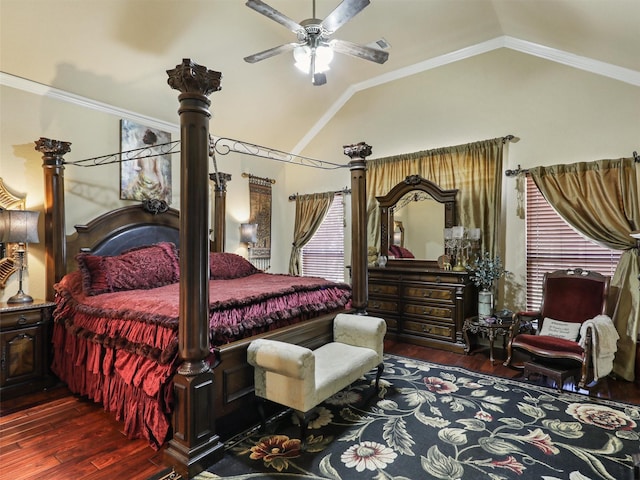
top-left (209, 252), bottom-right (259, 279)
top-left (389, 244), bottom-right (415, 259)
top-left (76, 242), bottom-right (180, 296)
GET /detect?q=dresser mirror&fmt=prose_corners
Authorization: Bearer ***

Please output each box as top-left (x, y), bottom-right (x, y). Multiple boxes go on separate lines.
top-left (0, 178), bottom-right (27, 289)
top-left (377, 175), bottom-right (457, 267)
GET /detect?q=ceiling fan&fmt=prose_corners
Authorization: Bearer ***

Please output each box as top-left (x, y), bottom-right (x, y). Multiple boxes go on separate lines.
top-left (244, 0), bottom-right (389, 86)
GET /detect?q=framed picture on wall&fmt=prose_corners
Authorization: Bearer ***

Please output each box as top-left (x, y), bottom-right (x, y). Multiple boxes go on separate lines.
top-left (119, 119), bottom-right (172, 204)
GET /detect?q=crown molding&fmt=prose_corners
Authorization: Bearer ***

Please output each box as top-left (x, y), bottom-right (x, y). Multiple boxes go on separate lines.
top-left (0, 72), bottom-right (179, 133)
top-left (502, 36), bottom-right (640, 87)
top-left (2, 35), bottom-right (637, 155)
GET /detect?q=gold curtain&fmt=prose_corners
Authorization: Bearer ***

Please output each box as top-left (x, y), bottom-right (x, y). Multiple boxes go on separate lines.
top-left (529, 158), bottom-right (639, 381)
top-left (367, 137), bottom-right (505, 257)
top-left (288, 192), bottom-right (335, 275)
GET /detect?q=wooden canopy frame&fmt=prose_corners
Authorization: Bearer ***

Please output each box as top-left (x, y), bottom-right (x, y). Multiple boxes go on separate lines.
top-left (37, 59), bottom-right (371, 477)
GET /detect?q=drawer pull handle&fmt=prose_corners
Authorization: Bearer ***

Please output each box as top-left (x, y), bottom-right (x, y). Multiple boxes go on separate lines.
top-left (17, 315), bottom-right (27, 325)
top-left (422, 291), bottom-right (432, 297)
top-left (422, 308), bottom-right (432, 315)
top-left (422, 325), bottom-right (432, 333)
top-left (372, 302), bottom-right (381, 308)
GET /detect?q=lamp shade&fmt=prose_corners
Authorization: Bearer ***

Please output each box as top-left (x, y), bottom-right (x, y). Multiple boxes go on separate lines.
top-left (240, 223), bottom-right (258, 244)
top-left (0, 210), bottom-right (40, 244)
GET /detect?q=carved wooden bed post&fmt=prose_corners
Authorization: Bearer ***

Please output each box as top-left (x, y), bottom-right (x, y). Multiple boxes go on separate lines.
top-left (344, 142), bottom-right (372, 314)
top-left (165, 59), bottom-right (224, 477)
top-left (36, 137), bottom-right (72, 301)
top-left (209, 172), bottom-right (231, 253)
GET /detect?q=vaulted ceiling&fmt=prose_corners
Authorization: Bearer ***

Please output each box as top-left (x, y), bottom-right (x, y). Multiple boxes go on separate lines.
top-left (2, 0), bottom-right (638, 153)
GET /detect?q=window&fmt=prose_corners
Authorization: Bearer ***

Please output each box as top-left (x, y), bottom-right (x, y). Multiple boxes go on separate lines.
top-left (301, 194), bottom-right (345, 282)
top-left (526, 176), bottom-right (621, 310)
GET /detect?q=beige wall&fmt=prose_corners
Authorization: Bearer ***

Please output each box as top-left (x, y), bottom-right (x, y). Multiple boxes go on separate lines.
top-left (2, 48), bottom-right (639, 308)
top-left (0, 85), bottom-right (289, 302)
top-left (294, 48), bottom-right (640, 310)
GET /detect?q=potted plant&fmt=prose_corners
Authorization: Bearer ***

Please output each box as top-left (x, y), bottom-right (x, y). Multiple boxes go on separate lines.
top-left (468, 252), bottom-right (505, 320)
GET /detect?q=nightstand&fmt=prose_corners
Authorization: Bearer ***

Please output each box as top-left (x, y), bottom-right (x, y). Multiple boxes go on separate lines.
top-left (0, 299), bottom-right (56, 399)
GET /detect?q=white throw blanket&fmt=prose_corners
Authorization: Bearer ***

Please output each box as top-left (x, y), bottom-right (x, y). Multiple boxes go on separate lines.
top-left (579, 314), bottom-right (619, 380)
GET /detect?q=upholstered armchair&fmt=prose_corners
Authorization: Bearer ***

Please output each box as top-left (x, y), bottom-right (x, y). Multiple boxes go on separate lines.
top-left (504, 268), bottom-right (613, 390)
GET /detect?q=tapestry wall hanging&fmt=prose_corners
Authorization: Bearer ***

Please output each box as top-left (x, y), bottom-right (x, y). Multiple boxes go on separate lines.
top-left (246, 173), bottom-right (273, 271)
top-left (120, 119), bottom-right (172, 204)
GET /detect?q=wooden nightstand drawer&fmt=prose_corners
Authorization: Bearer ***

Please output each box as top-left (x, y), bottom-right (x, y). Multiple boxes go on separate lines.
top-left (0, 300), bottom-right (56, 398)
top-left (0, 309), bottom-right (45, 328)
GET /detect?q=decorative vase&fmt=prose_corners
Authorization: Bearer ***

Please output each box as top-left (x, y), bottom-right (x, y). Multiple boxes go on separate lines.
top-left (478, 289), bottom-right (494, 320)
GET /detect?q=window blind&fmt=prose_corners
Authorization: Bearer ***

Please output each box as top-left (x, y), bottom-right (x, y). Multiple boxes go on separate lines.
top-left (525, 176), bottom-right (621, 310)
top-left (301, 194), bottom-right (345, 282)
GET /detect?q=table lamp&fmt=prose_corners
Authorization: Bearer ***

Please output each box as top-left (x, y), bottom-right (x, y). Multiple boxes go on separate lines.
top-left (240, 223), bottom-right (258, 245)
top-left (0, 210), bottom-right (40, 303)
top-left (240, 222), bottom-right (258, 260)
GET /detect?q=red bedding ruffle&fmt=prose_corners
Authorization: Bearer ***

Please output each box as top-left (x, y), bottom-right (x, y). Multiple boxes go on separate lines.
top-left (51, 270), bottom-right (351, 449)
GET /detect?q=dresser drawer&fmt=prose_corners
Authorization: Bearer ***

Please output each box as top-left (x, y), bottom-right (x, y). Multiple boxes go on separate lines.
top-left (369, 283), bottom-right (399, 296)
top-left (368, 299), bottom-right (399, 315)
top-left (383, 317), bottom-right (398, 333)
top-left (0, 308), bottom-right (45, 329)
top-left (404, 285), bottom-right (454, 303)
top-left (404, 303), bottom-right (453, 320)
top-left (404, 319), bottom-right (455, 341)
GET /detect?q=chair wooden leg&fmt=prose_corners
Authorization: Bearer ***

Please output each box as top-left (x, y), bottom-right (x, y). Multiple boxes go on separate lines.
top-left (256, 397), bottom-right (267, 432)
top-left (578, 362), bottom-right (589, 390)
top-left (374, 363), bottom-right (384, 392)
top-left (503, 342), bottom-right (513, 367)
top-left (295, 410), bottom-right (311, 448)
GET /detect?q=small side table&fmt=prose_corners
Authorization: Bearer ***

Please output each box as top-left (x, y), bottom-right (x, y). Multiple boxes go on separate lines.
top-left (0, 299), bottom-right (56, 399)
top-left (463, 316), bottom-right (513, 364)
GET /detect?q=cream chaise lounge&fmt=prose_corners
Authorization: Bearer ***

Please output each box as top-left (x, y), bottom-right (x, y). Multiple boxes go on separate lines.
top-left (247, 313), bottom-right (386, 444)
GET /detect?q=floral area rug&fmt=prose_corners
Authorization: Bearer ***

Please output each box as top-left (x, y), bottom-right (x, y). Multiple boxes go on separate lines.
top-left (192, 354), bottom-right (639, 480)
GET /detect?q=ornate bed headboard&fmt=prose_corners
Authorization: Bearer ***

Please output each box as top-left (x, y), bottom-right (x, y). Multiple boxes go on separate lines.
top-left (65, 203), bottom-right (180, 274)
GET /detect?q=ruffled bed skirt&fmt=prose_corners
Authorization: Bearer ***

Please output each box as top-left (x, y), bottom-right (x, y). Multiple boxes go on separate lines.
top-left (51, 322), bottom-right (176, 450)
top-left (50, 272), bottom-right (352, 449)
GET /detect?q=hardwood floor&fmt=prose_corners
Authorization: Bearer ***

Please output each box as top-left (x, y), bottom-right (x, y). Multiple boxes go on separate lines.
top-left (1, 341), bottom-right (638, 480)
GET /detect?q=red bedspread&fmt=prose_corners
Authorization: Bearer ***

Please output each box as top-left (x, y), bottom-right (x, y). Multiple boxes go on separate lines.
top-left (51, 270), bottom-right (351, 448)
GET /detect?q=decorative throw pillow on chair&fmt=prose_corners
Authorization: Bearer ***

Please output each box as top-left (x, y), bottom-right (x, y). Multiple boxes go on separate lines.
top-left (538, 318), bottom-right (582, 341)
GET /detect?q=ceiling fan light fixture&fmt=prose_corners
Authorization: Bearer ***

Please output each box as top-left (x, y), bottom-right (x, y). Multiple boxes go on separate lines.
top-left (293, 45), bottom-right (333, 74)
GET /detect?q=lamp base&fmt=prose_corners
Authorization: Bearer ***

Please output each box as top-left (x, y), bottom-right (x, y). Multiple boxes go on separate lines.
top-left (7, 291), bottom-right (34, 304)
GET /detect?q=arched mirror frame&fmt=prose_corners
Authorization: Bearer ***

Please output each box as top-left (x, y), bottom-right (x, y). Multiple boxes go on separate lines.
top-left (0, 178), bottom-right (27, 289)
top-left (377, 175), bottom-right (458, 268)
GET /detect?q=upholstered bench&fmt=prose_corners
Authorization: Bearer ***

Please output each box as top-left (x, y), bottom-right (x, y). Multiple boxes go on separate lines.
top-left (247, 313), bottom-right (386, 445)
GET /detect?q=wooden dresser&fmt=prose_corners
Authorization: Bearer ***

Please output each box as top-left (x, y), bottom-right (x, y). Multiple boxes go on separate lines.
top-left (368, 262), bottom-right (476, 353)
top-left (0, 299), bottom-right (56, 399)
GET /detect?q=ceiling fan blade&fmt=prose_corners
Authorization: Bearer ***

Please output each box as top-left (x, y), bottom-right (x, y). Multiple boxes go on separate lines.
top-left (321, 0), bottom-right (370, 35)
top-left (245, 0), bottom-right (304, 34)
top-left (329, 38), bottom-right (389, 64)
top-left (244, 42), bottom-right (299, 63)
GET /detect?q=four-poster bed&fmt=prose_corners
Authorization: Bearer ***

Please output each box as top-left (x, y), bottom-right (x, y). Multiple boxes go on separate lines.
top-left (37, 59), bottom-right (371, 477)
